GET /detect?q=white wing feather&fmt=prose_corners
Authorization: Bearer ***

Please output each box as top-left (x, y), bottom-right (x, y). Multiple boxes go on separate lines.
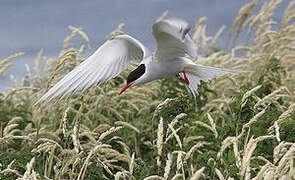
top-left (34, 34), bottom-right (149, 106)
top-left (184, 64), bottom-right (231, 97)
top-left (152, 18), bottom-right (197, 60)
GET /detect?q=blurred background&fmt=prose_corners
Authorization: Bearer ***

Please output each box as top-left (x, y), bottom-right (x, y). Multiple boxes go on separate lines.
top-left (0, 0), bottom-right (288, 92)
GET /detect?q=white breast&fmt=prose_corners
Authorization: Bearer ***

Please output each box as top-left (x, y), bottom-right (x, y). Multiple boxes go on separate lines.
top-left (134, 56), bottom-right (192, 85)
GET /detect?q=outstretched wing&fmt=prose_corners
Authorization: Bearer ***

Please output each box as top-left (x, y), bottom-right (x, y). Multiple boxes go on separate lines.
top-left (152, 18), bottom-right (197, 60)
top-left (34, 34), bottom-right (149, 106)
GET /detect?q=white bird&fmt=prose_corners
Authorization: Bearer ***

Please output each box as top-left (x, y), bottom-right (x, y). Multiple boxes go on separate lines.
top-left (34, 18), bottom-right (230, 106)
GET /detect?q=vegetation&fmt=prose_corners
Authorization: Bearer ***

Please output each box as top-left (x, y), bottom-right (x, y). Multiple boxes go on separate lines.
top-left (1, 0), bottom-right (295, 179)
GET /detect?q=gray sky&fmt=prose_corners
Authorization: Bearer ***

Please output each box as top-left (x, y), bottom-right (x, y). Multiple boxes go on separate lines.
top-left (0, 0), bottom-right (288, 92)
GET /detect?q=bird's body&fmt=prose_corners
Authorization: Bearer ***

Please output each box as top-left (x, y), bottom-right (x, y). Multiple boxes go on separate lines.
top-left (35, 17), bottom-right (230, 106)
top-left (133, 56), bottom-right (190, 85)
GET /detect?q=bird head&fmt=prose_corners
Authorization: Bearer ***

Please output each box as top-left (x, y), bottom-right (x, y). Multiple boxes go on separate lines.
top-left (119, 64), bottom-right (146, 95)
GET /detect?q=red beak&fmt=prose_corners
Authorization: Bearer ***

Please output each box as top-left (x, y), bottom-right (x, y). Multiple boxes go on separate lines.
top-left (119, 84), bottom-right (132, 95)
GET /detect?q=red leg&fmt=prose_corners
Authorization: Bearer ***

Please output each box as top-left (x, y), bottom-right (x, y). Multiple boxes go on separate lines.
top-left (177, 70), bottom-right (189, 84)
top-left (182, 70), bottom-right (189, 83)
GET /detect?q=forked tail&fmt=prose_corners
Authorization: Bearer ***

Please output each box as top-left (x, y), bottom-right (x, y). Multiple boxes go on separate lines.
top-left (180, 64), bottom-right (231, 97)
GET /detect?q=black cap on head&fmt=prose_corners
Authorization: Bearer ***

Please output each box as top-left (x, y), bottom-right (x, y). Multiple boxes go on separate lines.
top-left (127, 64), bottom-right (146, 84)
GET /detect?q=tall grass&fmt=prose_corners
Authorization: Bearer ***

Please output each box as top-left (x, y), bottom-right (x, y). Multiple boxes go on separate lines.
top-left (1, 1), bottom-right (295, 179)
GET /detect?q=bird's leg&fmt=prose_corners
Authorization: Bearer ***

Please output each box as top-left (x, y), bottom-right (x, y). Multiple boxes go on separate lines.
top-left (177, 70), bottom-right (189, 84)
top-left (182, 70), bottom-right (189, 84)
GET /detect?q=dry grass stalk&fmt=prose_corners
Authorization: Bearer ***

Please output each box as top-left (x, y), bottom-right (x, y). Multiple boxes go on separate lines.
top-left (165, 128), bottom-right (181, 144)
top-left (64, 26), bottom-right (91, 49)
top-left (157, 117), bottom-right (164, 167)
top-left (173, 150), bottom-right (186, 179)
top-left (0, 52), bottom-right (24, 76)
top-left (0, 64), bottom-right (13, 76)
top-left (233, 139), bottom-right (242, 169)
top-left (185, 142), bottom-right (210, 161)
top-left (114, 171), bottom-right (130, 180)
top-left (268, 103), bottom-right (295, 132)
top-left (273, 142), bottom-right (294, 164)
top-left (106, 23), bottom-right (126, 40)
top-left (3, 123), bottom-right (19, 137)
top-left (169, 113), bottom-right (186, 130)
top-left (207, 113), bottom-right (218, 138)
top-left (254, 21), bottom-right (277, 44)
top-left (239, 108), bottom-right (267, 139)
top-left (20, 157), bottom-right (40, 180)
top-left (280, 0), bottom-right (295, 30)
top-left (46, 144), bottom-right (56, 177)
top-left (115, 121), bottom-right (140, 133)
top-left (168, 123), bottom-right (182, 149)
top-left (32, 138), bottom-right (63, 153)
top-left (78, 144), bottom-right (112, 180)
top-left (183, 136), bottom-right (204, 147)
top-left (190, 167), bottom-right (205, 180)
top-left (0, 52), bottom-right (24, 66)
top-left (194, 120), bottom-right (216, 137)
top-left (129, 152), bottom-right (135, 174)
top-left (229, 0), bottom-right (257, 42)
top-left (241, 85), bottom-right (262, 109)
top-left (155, 98), bottom-right (177, 113)
top-left (4, 87), bottom-right (38, 101)
top-left (194, 17), bottom-right (207, 31)
top-left (176, 151), bottom-right (182, 171)
top-left (7, 117), bottom-right (23, 126)
top-left (254, 87), bottom-right (288, 109)
top-left (92, 124), bottom-right (111, 133)
top-left (200, 26), bottom-right (211, 56)
top-left (1, 117), bottom-right (22, 141)
top-left (72, 117), bottom-right (81, 154)
top-left (143, 175), bottom-right (165, 180)
top-left (156, 11), bottom-right (168, 22)
top-left (240, 135), bottom-right (275, 178)
top-left (215, 168), bottom-right (225, 180)
top-left (263, 171), bottom-right (274, 180)
top-left (193, 17), bottom-right (207, 48)
top-left (171, 174), bottom-right (183, 180)
top-left (274, 122), bottom-right (281, 142)
top-left (164, 153), bottom-right (172, 180)
top-left (247, 11), bottom-right (262, 34)
top-left (0, 135), bottom-right (32, 145)
top-left (217, 136), bottom-right (237, 159)
top-left (207, 25), bottom-right (225, 54)
top-left (0, 160), bottom-right (22, 177)
top-left (98, 126), bottom-right (123, 142)
top-left (193, 18), bottom-right (207, 41)
top-left (10, 75), bottom-right (18, 88)
top-left (34, 49), bottom-right (43, 77)
top-left (116, 140), bottom-right (131, 157)
top-left (252, 163), bottom-right (274, 180)
top-left (274, 144), bottom-right (295, 177)
top-left (61, 107), bottom-right (70, 136)
top-left (252, 0), bottom-right (282, 30)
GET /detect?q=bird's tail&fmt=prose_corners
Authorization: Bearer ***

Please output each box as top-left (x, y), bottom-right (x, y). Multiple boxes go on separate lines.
top-left (180, 64), bottom-right (231, 97)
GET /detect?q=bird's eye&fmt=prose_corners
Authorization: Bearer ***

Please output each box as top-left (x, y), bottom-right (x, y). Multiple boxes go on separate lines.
top-left (127, 64), bottom-right (146, 84)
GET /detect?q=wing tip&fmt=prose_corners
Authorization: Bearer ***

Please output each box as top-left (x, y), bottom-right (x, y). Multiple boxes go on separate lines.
top-left (33, 96), bottom-right (50, 108)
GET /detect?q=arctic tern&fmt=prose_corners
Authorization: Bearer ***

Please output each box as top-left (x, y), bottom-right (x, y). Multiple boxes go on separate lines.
top-left (34, 18), bottom-right (230, 106)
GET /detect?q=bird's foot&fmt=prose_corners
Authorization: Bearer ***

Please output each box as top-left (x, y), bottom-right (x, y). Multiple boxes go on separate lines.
top-left (177, 70), bottom-right (189, 84)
